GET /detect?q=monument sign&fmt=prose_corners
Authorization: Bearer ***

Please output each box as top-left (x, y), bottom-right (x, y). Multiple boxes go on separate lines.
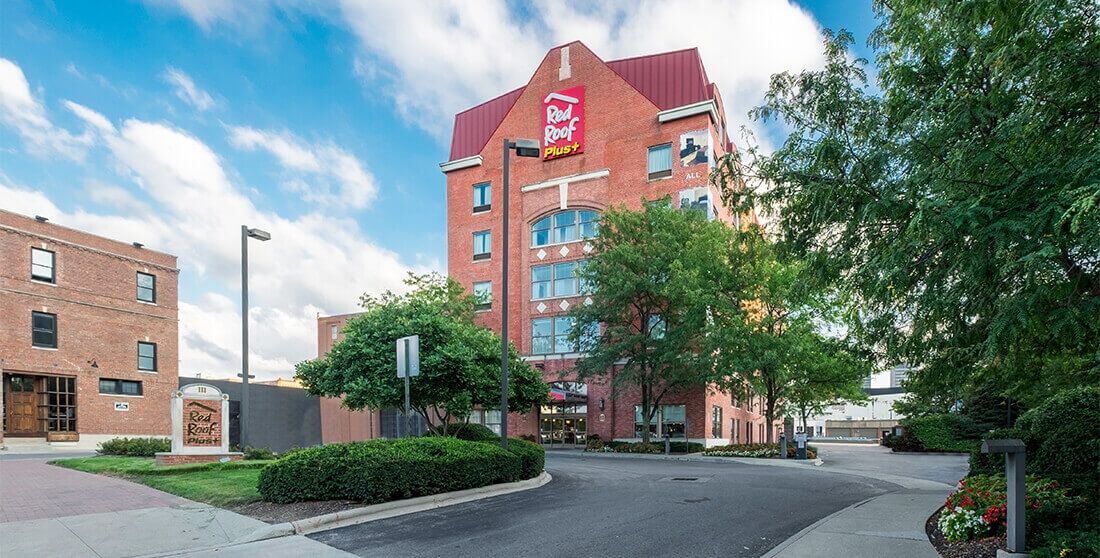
top-left (155, 383), bottom-right (243, 465)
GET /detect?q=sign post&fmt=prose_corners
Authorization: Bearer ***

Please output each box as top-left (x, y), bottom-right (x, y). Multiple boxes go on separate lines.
top-left (396, 335), bottom-right (420, 438)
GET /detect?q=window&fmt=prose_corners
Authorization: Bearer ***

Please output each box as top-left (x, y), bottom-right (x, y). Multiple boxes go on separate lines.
top-left (553, 316), bottom-right (573, 353)
top-left (531, 260), bottom-right (587, 300)
top-left (647, 143), bottom-right (673, 179)
top-left (579, 210), bottom-right (599, 239)
top-left (712, 406), bottom-right (723, 438)
top-left (531, 210), bottom-right (600, 247)
top-left (531, 316), bottom-right (593, 354)
top-left (467, 409), bottom-right (503, 435)
top-left (45, 376), bottom-right (76, 433)
top-left (473, 182), bottom-right (491, 212)
top-left (32, 311), bottom-right (57, 348)
top-left (473, 230), bottom-right (491, 260)
top-left (531, 265), bottom-right (552, 299)
top-left (99, 378), bottom-right (143, 396)
top-left (138, 342), bottom-right (157, 371)
top-left (746, 421), bottom-right (753, 444)
top-left (553, 211), bottom-right (576, 244)
top-left (136, 272), bottom-right (156, 303)
top-left (473, 281), bottom-right (492, 311)
top-left (330, 324), bottom-right (338, 339)
top-left (31, 248), bottom-right (55, 283)
top-left (634, 404), bottom-right (686, 438)
top-left (532, 318), bottom-right (553, 354)
top-left (647, 314), bottom-right (666, 339)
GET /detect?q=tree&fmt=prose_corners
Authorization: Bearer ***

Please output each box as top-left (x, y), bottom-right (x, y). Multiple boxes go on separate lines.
top-left (705, 225), bottom-right (857, 443)
top-left (568, 199), bottom-right (727, 443)
top-left (295, 273), bottom-right (547, 436)
top-left (713, 1), bottom-right (1100, 408)
top-left (786, 336), bottom-right (870, 433)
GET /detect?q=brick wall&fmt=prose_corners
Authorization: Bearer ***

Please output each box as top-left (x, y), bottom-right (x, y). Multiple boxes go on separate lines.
top-left (445, 43), bottom-right (764, 445)
top-left (0, 209), bottom-right (178, 445)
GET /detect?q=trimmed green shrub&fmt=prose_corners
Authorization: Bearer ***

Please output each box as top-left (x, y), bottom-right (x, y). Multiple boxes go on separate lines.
top-left (257, 437), bottom-right (522, 504)
top-left (501, 438), bottom-right (544, 480)
top-left (1013, 386), bottom-right (1100, 497)
top-left (243, 447), bottom-right (276, 460)
top-left (606, 441), bottom-right (663, 454)
top-left (1030, 528), bottom-right (1100, 558)
top-left (585, 435), bottom-right (605, 450)
top-left (98, 437), bottom-right (171, 456)
top-left (896, 414), bottom-right (982, 452)
top-left (452, 423), bottom-right (500, 442)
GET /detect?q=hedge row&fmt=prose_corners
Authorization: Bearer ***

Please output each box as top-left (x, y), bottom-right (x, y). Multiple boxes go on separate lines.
top-left (98, 437), bottom-right (171, 456)
top-left (884, 414), bottom-right (983, 453)
top-left (257, 436), bottom-right (544, 504)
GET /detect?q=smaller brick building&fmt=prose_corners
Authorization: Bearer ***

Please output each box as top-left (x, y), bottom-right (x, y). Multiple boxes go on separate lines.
top-left (0, 209), bottom-right (179, 449)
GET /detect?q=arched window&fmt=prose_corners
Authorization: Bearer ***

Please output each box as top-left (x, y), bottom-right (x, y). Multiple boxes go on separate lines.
top-left (531, 210), bottom-right (599, 247)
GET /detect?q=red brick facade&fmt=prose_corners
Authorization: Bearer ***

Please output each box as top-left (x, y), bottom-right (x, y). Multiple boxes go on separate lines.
top-left (444, 42), bottom-right (777, 446)
top-left (0, 209), bottom-right (178, 448)
top-left (316, 312), bottom-right (383, 442)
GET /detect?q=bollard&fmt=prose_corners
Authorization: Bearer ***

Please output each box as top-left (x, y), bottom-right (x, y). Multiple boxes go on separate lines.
top-left (664, 433), bottom-right (671, 455)
top-left (981, 439), bottom-right (1027, 557)
top-left (779, 433), bottom-right (787, 459)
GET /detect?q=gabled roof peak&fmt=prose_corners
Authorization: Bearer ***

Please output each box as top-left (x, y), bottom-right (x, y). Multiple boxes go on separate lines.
top-left (447, 42), bottom-right (720, 162)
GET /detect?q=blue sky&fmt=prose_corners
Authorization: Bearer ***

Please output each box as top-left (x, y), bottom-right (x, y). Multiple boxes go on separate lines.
top-left (0, 0), bottom-right (881, 379)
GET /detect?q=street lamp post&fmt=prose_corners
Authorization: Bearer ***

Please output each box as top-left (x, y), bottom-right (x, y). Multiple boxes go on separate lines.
top-left (240, 225), bottom-right (271, 450)
top-left (499, 138), bottom-right (539, 449)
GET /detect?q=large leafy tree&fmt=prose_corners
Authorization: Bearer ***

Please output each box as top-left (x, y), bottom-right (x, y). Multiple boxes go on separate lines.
top-left (296, 273), bottom-right (546, 436)
top-left (785, 336), bottom-right (871, 433)
top-left (714, 1), bottom-right (1100, 406)
top-left (569, 199), bottom-right (727, 443)
top-left (705, 225), bottom-right (862, 442)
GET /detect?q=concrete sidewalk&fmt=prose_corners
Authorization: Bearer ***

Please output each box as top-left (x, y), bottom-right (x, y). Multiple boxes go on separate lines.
top-left (762, 489), bottom-right (945, 558)
top-left (0, 458), bottom-right (352, 557)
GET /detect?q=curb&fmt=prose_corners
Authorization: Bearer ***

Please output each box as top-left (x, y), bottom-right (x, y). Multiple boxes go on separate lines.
top-left (565, 450), bottom-right (825, 467)
top-left (235, 471), bottom-right (553, 542)
top-left (759, 495), bottom-right (879, 558)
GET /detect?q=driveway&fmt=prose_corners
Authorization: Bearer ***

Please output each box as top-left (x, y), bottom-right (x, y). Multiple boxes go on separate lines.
top-left (814, 442), bottom-right (968, 486)
top-left (311, 451), bottom-right (898, 558)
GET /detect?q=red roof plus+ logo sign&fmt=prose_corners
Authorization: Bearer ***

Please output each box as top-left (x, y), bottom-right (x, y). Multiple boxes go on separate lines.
top-left (542, 86), bottom-right (585, 160)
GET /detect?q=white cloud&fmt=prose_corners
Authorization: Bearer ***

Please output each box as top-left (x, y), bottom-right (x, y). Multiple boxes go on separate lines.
top-left (145, 0), bottom-right (257, 31)
top-left (1, 93), bottom-right (423, 380)
top-left (334, 0), bottom-right (826, 149)
top-left (147, 1), bottom-right (827, 150)
top-left (0, 58), bottom-right (93, 159)
top-left (163, 67), bottom-right (216, 111)
top-left (227, 126), bottom-right (378, 209)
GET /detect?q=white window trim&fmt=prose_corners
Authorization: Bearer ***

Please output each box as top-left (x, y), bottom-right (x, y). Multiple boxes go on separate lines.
top-left (30, 279), bottom-right (58, 287)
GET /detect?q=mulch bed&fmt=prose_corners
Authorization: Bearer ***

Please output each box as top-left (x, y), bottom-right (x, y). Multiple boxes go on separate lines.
top-left (231, 499), bottom-right (365, 524)
top-left (926, 508), bottom-right (1007, 558)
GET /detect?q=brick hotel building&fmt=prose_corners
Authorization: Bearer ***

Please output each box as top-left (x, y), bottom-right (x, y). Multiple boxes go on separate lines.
top-left (441, 41), bottom-right (776, 447)
top-left (0, 209), bottom-right (178, 449)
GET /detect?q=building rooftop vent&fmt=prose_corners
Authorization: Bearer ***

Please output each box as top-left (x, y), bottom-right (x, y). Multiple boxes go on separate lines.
top-left (35, 215), bottom-right (49, 222)
top-left (132, 242), bottom-right (144, 248)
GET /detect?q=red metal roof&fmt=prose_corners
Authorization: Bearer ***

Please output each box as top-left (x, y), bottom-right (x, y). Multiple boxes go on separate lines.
top-left (448, 86), bottom-right (525, 161)
top-left (447, 45), bottom-right (718, 162)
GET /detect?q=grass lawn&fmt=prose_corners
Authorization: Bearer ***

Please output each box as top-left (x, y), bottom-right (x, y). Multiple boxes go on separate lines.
top-left (50, 456), bottom-right (274, 507)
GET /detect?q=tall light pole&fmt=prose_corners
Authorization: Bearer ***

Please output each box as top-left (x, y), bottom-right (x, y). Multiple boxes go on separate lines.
top-left (240, 225), bottom-right (270, 449)
top-left (500, 138), bottom-right (540, 449)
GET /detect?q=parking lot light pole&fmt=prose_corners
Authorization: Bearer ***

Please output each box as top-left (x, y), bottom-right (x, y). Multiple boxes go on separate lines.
top-left (240, 225), bottom-right (270, 450)
top-left (500, 138), bottom-right (540, 449)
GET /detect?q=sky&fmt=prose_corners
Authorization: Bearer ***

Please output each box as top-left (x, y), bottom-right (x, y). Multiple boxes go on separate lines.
top-left (0, 0), bottom-right (880, 381)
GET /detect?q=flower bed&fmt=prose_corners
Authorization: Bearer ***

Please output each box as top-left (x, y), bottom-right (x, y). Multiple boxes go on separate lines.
top-left (702, 443), bottom-right (818, 459)
top-left (937, 475), bottom-right (1070, 543)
